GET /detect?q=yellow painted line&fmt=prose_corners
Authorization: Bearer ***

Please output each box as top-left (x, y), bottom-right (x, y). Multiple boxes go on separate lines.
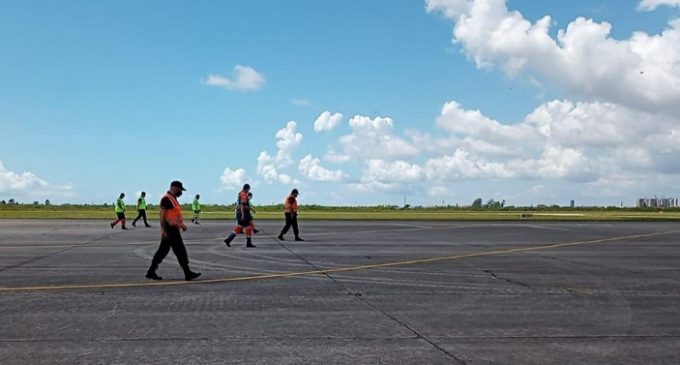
top-left (0, 230), bottom-right (677, 293)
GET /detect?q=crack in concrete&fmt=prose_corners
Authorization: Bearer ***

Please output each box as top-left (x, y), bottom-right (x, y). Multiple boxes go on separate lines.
top-left (261, 228), bottom-right (468, 364)
top-left (483, 269), bottom-right (531, 289)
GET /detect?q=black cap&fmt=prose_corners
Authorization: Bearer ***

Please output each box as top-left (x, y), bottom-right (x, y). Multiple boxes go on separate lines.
top-left (292, 188), bottom-right (299, 194)
top-left (243, 183), bottom-right (251, 190)
top-left (170, 180), bottom-right (186, 191)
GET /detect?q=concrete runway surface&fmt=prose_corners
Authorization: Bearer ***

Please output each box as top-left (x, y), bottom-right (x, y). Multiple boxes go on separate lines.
top-left (1, 219), bottom-right (679, 364)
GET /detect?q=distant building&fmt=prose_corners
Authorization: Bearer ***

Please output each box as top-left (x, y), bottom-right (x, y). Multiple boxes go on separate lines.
top-left (637, 197), bottom-right (678, 208)
top-left (570, 200), bottom-right (575, 208)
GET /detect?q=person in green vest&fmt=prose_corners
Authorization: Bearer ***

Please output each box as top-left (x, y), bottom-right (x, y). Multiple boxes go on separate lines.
top-left (191, 194), bottom-right (201, 224)
top-left (110, 193), bottom-right (128, 230)
top-left (132, 191), bottom-right (152, 228)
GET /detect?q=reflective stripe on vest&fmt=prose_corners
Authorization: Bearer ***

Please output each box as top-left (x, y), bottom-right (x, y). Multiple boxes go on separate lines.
top-left (163, 193), bottom-right (183, 227)
top-left (114, 198), bottom-right (125, 213)
top-left (139, 197), bottom-right (147, 210)
top-left (284, 195), bottom-right (298, 213)
top-left (192, 199), bottom-right (200, 211)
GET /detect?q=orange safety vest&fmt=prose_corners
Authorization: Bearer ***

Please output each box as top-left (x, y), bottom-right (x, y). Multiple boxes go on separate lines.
top-left (238, 190), bottom-right (250, 206)
top-left (284, 194), bottom-right (298, 213)
top-left (162, 192), bottom-right (184, 227)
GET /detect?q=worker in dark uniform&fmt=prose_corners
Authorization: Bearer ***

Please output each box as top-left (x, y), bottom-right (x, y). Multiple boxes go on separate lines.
top-left (110, 193), bottom-right (128, 230)
top-left (278, 188), bottom-right (304, 241)
top-left (132, 191), bottom-right (152, 227)
top-left (145, 181), bottom-right (201, 281)
top-left (224, 183), bottom-right (256, 248)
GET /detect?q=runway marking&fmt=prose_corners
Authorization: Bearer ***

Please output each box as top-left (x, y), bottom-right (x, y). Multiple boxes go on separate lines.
top-left (1, 230), bottom-right (677, 293)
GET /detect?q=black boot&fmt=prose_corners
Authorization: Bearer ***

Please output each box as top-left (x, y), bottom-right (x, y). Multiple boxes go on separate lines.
top-left (224, 232), bottom-right (236, 247)
top-left (295, 237), bottom-right (305, 241)
top-left (184, 270), bottom-right (201, 281)
top-left (246, 237), bottom-right (256, 248)
top-left (145, 270), bottom-right (163, 280)
top-left (277, 234), bottom-right (285, 241)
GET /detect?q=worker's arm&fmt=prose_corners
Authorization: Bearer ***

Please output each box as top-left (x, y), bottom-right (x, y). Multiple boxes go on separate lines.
top-left (159, 207), bottom-right (169, 239)
top-left (137, 198), bottom-right (141, 210)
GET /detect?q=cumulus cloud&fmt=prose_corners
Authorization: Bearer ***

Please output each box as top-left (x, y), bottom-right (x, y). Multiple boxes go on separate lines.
top-left (204, 65), bottom-right (266, 91)
top-left (0, 160), bottom-right (73, 199)
top-left (0, 161), bottom-right (49, 192)
top-left (349, 95), bottom-right (680, 194)
top-left (257, 151), bottom-right (295, 184)
top-left (275, 121), bottom-right (303, 166)
top-left (255, 121), bottom-right (304, 185)
top-left (314, 111), bottom-right (344, 132)
top-left (339, 115), bottom-right (420, 159)
top-left (220, 167), bottom-right (246, 190)
top-left (638, 0), bottom-right (680, 11)
top-left (426, 0), bottom-right (680, 114)
top-left (323, 148), bottom-right (352, 163)
top-left (298, 155), bottom-right (346, 182)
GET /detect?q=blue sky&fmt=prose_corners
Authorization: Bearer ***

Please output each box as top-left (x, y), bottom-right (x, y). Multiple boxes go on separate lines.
top-left (1, 0), bottom-right (679, 206)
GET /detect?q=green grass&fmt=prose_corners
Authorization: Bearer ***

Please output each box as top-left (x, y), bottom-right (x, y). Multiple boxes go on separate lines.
top-left (1, 205), bottom-right (679, 221)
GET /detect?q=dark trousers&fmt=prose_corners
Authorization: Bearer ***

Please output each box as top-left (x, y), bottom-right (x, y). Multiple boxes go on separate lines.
top-left (132, 209), bottom-right (149, 226)
top-left (279, 212), bottom-right (300, 238)
top-left (148, 230), bottom-right (190, 273)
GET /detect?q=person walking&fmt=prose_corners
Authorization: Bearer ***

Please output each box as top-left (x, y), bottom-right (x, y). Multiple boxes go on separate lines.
top-left (191, 194), bottom-right (201, 224)
top-left (223, 184), bottom-right (256, 248)
top-left (132, 191), bottom-right (152, 227)
top-left (145, 181), bottom-right (201, 281)
top-left (278, 188), bottom-right (304, 241)
top-left (110, 193), bottom-right (128, 230)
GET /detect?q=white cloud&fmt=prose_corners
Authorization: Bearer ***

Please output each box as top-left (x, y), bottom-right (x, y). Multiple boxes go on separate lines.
top-left (256, 151), bottom-right (296, 185)
top-left (424, 149), bottom-right (514, 181)
top-left (314, 111), bottom-right (344, 132)
top-left (275, 121), bottom-right (304, 166)
top-left (339, 115), bottom-right (420, 159)
top-left (0, 160), bottom-right (74, 199)
top-left (204, 65), bottom-right (265, 91)
top-left (323, 148), bottom-right (352, 163)
top-left (428, 186), bottom-right (452, 197)
top-left (638, 0), bottom-right (680, 11)
top-left (363, 159), bottom-right (424, 183)
top-left (298, 155), bottom-right (346, 182)
top-left (291, 98), bottom-right (311, 107)
top-left (220, 167), bottom-right (246, 190)
top-left (426, 0), bottom-right (680, 114)
top-left (0, 160), bottom-right (49, 192)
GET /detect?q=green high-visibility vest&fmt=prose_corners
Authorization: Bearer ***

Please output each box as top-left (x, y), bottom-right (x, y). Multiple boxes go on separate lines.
top-left (114, 198), bottom-right (126, 213)
top-left (138, 197), bottom-right (147, 210)
top-left (192, 198), bottom-right (200, 211)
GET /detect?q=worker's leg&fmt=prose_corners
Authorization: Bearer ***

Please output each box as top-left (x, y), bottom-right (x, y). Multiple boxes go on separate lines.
top-left (169, 235), bottom-right (200, 280)
top-left (245, 224), bottom-right (255, 247)
top-left (142, 210), bottom-right (150, 227)
top-left (146, 237), bottom-right (172, 279)
top-left (292, 214), bottom-right (303, 241)
top-left (224, 225), bottom-right (242, 247)
top-left (278, 213), bottom-right (293, 239)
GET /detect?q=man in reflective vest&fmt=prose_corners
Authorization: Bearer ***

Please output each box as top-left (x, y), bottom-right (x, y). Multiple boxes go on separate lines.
top-left (146, 181), bottom-right (201, 281)
top-left (132, 191), bottom-right (152, 228)
top-left (191, 194), bottom-right (201, 224)
top-left (110, 193), bottom-right (128, 230)
top-left (278, 188), bottom-right (304, 241)
top-left (224, 183), bottom-right (256, 248)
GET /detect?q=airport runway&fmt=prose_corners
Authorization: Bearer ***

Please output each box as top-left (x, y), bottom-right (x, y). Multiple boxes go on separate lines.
top-left (1, 219), bottom-right (679, 364)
